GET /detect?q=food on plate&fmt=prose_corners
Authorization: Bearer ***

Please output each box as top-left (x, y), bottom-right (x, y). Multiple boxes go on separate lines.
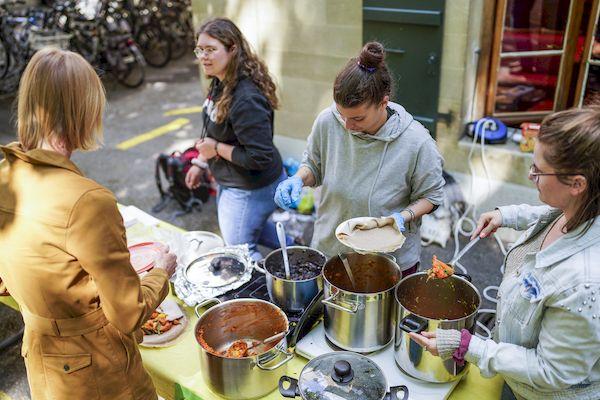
top-left (427, 255), bottom-right (454, 280)
top-left (142, 311), bottom-right (182, 335)
top-left (140, 299), bottom-right (187, 347)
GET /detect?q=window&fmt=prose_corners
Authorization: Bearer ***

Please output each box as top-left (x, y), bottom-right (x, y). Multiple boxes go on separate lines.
top-left (576, 2), bottom-right (600, 105)
top-left (484, 0), bottom-right (595, 123)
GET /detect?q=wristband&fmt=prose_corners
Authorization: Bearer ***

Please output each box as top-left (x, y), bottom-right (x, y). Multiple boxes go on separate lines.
top-left (405, 208), bottom-right (416, 222)
top-left (191, 158), bottom-right (208, 169)
top-left (452, 329), bottom-right (472, 367)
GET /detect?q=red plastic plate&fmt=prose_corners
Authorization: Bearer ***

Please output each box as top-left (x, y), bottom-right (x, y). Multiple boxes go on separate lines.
top-left (128, 242), bottom-right (166, 274)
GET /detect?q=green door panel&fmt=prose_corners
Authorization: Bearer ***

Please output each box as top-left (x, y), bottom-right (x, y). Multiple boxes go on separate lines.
top-left (363, 0), bottom-right (445, 137)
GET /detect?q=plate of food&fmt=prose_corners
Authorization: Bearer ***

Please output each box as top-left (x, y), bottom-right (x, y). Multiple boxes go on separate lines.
top-left (140, 298), bottom-right (187, 347)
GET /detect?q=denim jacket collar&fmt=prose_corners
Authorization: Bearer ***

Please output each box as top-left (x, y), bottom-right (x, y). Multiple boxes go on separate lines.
top-left (532, 210), bottom-right (600, 269)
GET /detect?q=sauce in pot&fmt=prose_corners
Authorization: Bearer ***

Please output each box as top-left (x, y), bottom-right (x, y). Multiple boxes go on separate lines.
top-left (397, 275), bottom-right (479, 320)
top-left (324, 254), bottom-right (400, 293)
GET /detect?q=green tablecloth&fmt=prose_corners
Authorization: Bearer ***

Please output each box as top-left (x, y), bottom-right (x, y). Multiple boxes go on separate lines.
top-left (1, 288), bottom-right (503, 400)
top-left (0, 207), bottom-right (504, 399)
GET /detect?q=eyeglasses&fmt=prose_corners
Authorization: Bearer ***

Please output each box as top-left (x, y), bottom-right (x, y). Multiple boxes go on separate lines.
top-left (194, 47), bottom-right (216, 58)
top-left (528, 164), bottom-right (579, 184)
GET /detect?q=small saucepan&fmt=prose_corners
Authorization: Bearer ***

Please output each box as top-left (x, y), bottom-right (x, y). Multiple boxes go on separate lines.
top-left (256, 246), bottom-right (326, 313)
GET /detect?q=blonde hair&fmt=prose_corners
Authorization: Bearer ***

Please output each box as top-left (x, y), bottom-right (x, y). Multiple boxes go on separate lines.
top-left (17, 48), bottom-right (105, 151)
top-left (539, 106), bottom-right (600, 234)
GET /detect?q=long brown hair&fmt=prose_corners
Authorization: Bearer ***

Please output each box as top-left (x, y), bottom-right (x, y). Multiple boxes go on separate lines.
top-left (538, 106), bottom-right (600, 233)
top-left (333, 42), bottom-right (393, 107)
top-left (197, 18), bottom-right (278, 123)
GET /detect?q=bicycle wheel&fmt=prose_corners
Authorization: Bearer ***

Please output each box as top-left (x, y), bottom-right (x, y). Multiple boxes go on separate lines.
top-left (0, 37), bottom-right (10, 79)
top-left (112, 46), bottom-right (145, 88)
top-left (137, 24), bottom-right (171, 68)
top-left (168, 20), bottom-right (190, 60)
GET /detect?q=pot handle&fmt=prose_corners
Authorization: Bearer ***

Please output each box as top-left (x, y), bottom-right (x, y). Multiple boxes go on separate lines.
top-left (278, 376), bottom-right (300, 398)
top-left (194, 298), bottom-right (221, 318)
top-left (387, 385), bottom-right (409, 400)
top-left (398, 314), bottom-right (428, 333)
top-left (322, 292), bottom-right (359, 314)
top-left (254, 259), bottom-right (266, 274)
top-left (256, 347), bottom-right (294, 371)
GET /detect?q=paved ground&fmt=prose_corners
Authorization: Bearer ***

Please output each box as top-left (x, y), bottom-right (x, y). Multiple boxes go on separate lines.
top-left (0, 55), bottom-right (506, 399)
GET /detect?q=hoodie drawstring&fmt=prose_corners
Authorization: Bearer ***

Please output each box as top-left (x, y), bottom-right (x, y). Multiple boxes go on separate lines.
top-left (367, 141), bottom-right (389, 217)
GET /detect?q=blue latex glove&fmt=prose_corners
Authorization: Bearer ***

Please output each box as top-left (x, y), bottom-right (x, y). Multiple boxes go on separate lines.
top-left (274, 176), bottom-right (304, 210)
top-left (391, 212), bottom-right (406, 233)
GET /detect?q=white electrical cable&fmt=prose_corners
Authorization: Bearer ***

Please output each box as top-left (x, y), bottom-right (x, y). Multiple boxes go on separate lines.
top-left (476, 309), bottom-right (497, 340)
top-left (483, 286), bottom-right (500, 304)
top-left (447, 119), bottom-right (510, 337)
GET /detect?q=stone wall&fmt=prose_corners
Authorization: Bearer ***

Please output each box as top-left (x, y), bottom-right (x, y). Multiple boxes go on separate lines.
top-left (191, 0), bottom-right (362, 158)
top-left (191, 0), bottom-right (539, 205)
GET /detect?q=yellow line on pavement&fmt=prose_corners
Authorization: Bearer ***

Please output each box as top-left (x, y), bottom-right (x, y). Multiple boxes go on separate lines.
top-left (0, 390), bottom-right (13, 400)
top-left (116, 118), bottom-right (191, 150)
top-left (163, 106), bottom-right (203, 116)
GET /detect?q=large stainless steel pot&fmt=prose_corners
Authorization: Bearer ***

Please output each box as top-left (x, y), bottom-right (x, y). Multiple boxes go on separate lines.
top-left (194, 299), bottom-right (294, 399)
top-left (257, 246), bottom-right (326, 313)
top-left (394, 272), bottom-right (481, 382)
top-left (322, 253), bottom-right (402, 352)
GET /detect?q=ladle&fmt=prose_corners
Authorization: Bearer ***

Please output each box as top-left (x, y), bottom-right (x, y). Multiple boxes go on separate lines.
top-left (338, 252), bottom-right (356, 289)
top-left (246, 330), bottom-right (288, 352)
top-left (276, 222), bottom-right (291, 279)
top-left (448, 236), bottom-right (481, 266)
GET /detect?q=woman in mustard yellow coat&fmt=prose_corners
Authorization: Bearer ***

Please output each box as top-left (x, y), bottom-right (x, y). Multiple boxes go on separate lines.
top-left (0, 48), bottom-right (177, 399)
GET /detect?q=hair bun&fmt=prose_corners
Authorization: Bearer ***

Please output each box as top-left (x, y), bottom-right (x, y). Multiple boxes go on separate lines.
top-left (358, 42), bottom-right (385, 69)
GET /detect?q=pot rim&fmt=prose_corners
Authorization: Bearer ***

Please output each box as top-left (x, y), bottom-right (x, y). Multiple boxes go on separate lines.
top-left (194, 298), bottom-right (289, 359)
top-left (295, 350), bottom-right (388, 400)
top-left (323, 253), bottom-right (402, 295)
top-left (263, 246), bottom-right (326, 283)
top-left (395, 272), bottom-right (482, 322)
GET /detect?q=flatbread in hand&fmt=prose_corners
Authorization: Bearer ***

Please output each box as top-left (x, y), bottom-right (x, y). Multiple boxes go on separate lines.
top-left (336, 216), bottom-right (406, 253)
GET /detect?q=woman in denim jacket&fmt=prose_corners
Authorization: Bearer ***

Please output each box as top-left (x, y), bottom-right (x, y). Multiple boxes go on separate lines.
top-left (411, 107), bottom-right (600, 400)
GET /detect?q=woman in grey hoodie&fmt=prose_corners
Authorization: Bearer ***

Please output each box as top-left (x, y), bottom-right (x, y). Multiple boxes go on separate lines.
top-left (275, 42), bottom-right (445, 275)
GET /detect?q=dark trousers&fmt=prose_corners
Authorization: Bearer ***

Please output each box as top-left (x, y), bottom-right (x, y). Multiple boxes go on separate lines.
top-left (402, 262), bottom-right (419, 278)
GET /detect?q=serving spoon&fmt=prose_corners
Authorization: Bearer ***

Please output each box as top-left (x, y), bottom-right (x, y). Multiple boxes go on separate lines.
top-left (338, 252), bottom-right (357, 289)
top-left (276, 222), bottom-right (291, 279)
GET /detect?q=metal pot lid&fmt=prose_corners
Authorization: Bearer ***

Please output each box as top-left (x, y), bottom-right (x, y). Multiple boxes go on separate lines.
top-left (185, 252), bottom-right (247, 288)
top-left (297, 351), bottom-right (387, 400)
top-left (182, 231), bottom-right (225, 260)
